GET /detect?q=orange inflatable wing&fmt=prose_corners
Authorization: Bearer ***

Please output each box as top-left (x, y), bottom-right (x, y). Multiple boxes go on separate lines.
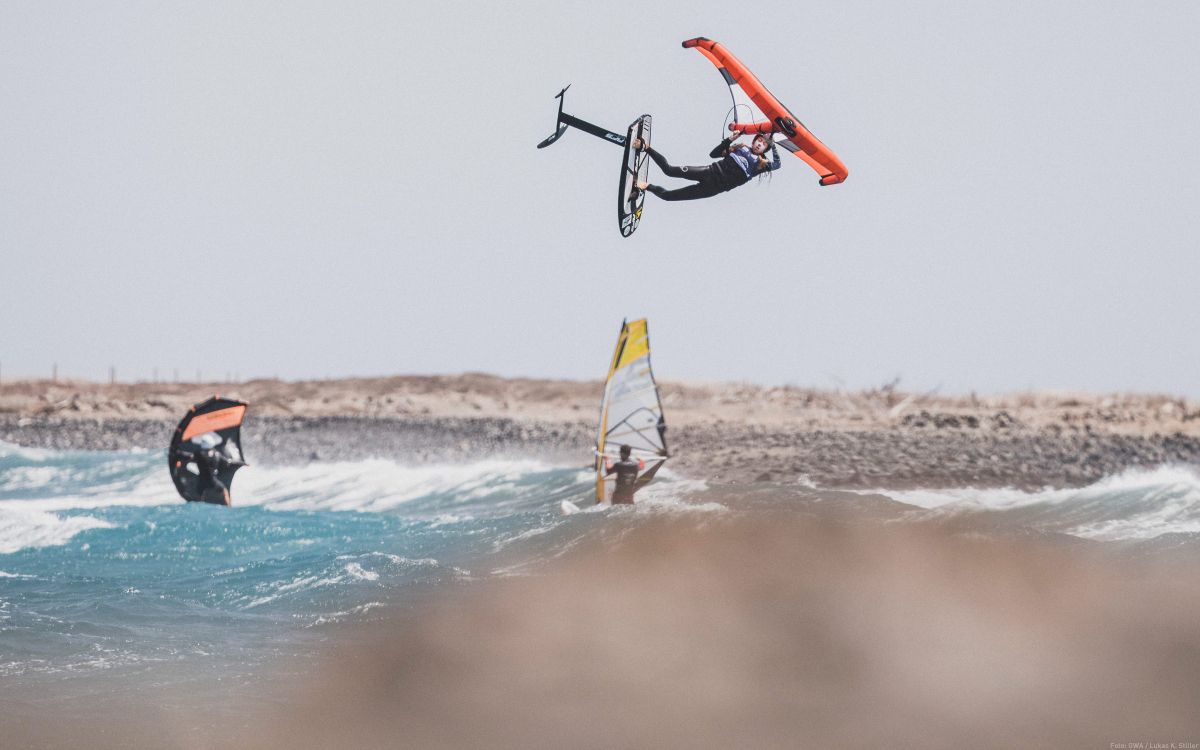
top-left (682, 37), bottom-right (848, 186)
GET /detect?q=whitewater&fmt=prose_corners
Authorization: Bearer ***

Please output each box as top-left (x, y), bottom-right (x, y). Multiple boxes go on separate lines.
top-left (2, 440), bottom-right (1200, 703)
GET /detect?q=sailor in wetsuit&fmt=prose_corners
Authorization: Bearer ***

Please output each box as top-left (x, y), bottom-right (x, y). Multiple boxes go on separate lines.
top-left (175, 446), bottom-right (246, 506)
top-left (630, 131), bottom-right (781, 202)
top-left (604, 444), bottom-right (645, 505)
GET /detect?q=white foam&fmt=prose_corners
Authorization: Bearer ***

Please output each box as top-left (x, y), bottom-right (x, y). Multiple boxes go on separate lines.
top-left (0, 451), bottom-right (180, 514)
top-left (873, 465), bottom-right (1200, 541)
top-left (0, 454), bottom-right (581, 554)
top-left (632, 477), bottom-right (726, 514)
top-left (3, 446), bottom-right (568, 515)
top-left (0, 441), bottom-right (53, 462)
top-left (343, 562), bottom-right (379, 581)
top-left (241, 553), bottom-right (436, 610)
top-left (307, 601), bottom-right (386, 627)
top-left (1067, 467), bottom-right (1200, 540)
top-left (235, 458), bottom-right (562, 513)
top-left (367, 553), bottom-right (439, 566)
top-left (562, 475), bottom-right (725, 515)
top-left (493, 522), bottom-right (557, 550)
top-left (0, 507), bottom-right (114, 555)
top-left (242, 565), bottom-right (382, 609)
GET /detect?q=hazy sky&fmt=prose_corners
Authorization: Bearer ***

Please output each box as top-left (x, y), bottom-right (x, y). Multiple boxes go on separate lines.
top-left (2, 1), bottom-right (1198, 395)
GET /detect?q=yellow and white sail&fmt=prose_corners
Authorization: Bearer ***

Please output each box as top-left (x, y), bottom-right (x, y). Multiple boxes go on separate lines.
top-left (594, 318), bottom-right (669, 503)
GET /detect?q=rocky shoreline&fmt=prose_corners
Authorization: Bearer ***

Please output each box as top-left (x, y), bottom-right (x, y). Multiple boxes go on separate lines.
top-left (0, 416), bottom-right (595, 465)
top-left (4, 413), bottom-right (1198, 491)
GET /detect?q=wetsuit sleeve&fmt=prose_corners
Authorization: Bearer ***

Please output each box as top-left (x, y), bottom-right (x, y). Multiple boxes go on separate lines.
top-left (757, 144), bottom-right (782, 173)
top-left (709, 137), bottom-right (735, 159)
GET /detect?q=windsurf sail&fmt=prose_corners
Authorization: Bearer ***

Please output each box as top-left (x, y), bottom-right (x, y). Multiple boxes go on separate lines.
top-left (595, 319), bottom-right (668, 504)
top-left (682, 37), bottom-right (848, 186)
top-left (168, 396), bottom-right (248, 505)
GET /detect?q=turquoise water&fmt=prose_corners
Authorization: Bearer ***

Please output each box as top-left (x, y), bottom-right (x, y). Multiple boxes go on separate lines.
top-left (0, 443), bottom-right (637, 689)
top-left (2, 440), bottom-right (1199, 705)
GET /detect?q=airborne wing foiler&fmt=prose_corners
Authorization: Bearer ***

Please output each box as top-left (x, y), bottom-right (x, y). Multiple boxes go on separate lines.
top-left (595, 319), bottom-right (669, 503)
top-left (682, 37), bottom-right (848, 186)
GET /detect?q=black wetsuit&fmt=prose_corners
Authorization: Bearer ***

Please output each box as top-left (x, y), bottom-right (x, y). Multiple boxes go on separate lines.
top-left (642, 137), bottom-right (778, 202)
top-left (179, 449), bottom-right (240, 502)
top-left (606, 458), bottom-right (642, 505)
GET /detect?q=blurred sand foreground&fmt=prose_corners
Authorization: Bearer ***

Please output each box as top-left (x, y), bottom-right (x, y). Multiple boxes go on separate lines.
top-left (6, 517), bottom-right (1199, 749)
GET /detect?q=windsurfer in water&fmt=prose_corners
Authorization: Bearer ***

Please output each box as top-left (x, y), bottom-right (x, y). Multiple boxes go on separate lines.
top-left (630, 131), bottom-right (781, 202)
top-left (604, 444), bottom-right (645, 505)
top-left (175, 446), bottom-right (245, 506)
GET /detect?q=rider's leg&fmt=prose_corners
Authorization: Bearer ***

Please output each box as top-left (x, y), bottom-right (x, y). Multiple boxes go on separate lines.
top-left (210, 473), bottom-right (231, 505)
top-left (646, 148), bottom-right (709, 182)
top-left (643, 182), bottom-right (725, 201)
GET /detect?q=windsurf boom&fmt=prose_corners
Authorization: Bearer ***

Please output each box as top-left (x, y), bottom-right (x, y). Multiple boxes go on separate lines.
top-left (168, 396), bottom-right (249, 505)
top-left (682, 37), bottom-right (848, 186)
top-left (595, 319), bottom-right (669, 504)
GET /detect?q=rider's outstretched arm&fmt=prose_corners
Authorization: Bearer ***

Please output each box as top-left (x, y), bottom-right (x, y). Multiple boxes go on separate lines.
top-left (709, 135), bottom-right (738, 159)
top-left (761, 143), bottom-right (782, 172)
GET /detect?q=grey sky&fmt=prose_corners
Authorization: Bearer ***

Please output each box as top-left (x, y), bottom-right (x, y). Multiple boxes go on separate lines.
top-left (2, 1), bottom-right (1198, 395)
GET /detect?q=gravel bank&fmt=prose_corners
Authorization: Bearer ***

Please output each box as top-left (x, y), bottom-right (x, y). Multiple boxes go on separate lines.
top-left (669, 423), bottom-right (1200, 490)
top-left (0, 416), bottom-right (594, 465)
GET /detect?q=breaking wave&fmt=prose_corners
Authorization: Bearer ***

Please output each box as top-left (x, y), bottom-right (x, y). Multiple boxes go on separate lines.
top-left (877, 464), bottom-right (1200, 540)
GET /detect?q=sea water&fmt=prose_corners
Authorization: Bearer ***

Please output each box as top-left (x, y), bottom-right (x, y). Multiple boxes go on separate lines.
top-left (2, 440), bottom-right (1199, 710)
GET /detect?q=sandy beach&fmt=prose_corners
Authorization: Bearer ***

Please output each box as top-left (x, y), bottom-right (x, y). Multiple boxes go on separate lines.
top-left (3, 374), bottom-right (1198, 490)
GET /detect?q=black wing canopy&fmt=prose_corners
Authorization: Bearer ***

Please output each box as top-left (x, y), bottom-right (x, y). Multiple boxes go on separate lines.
top-left (168, 396), bottom-right (249, 505)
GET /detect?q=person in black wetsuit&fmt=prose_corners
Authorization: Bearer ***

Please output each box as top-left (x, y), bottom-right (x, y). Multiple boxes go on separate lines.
top-left (176, 446), bottom-right (246, 506)
top-left (630, 131), bottom-right (782, 202)
top-left (604, 444), bottom-right (645, 505)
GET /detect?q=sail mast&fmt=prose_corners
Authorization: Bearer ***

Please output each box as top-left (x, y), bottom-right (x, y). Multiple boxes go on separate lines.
top-left (595, 319), bottom-right (629, 503)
